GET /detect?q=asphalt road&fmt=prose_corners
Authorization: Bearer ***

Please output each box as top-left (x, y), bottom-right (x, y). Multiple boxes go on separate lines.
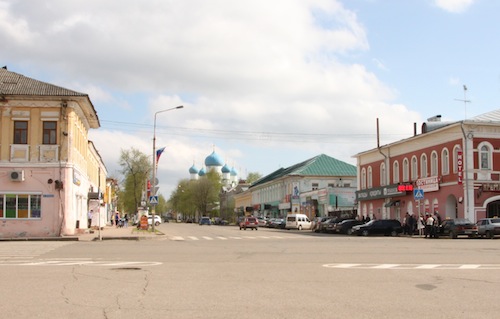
top-left (1, 223), bottom-right (499, 319)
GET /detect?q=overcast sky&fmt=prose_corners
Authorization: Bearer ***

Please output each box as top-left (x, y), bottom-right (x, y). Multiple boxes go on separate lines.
top-left (1, 0), bottom-right (498, 199)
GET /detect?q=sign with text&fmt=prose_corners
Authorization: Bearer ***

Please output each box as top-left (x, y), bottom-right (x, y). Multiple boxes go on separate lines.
top-left (457, 149), bottom-right (463, 185)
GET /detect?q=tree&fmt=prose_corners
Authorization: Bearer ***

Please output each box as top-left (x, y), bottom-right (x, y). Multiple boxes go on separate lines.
top-left (246, 172), bottom-right (262, 184)
top-left (191, 170), bottom-right (222, 218)
top-left (118, 148), bottom-right (151, 214)
top-left (170, 179), bottom-right (196, 220)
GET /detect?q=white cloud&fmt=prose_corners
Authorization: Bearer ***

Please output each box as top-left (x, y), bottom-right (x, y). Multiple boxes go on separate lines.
top-left (434, 0), bottom-right (475, 13)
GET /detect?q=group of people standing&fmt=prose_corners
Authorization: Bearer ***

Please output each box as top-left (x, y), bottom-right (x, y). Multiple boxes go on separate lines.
top-left (403, 211), bottom-right (442, 238)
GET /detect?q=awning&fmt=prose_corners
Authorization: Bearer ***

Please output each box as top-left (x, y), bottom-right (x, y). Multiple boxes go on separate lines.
top-left (385, 200), bottom-right (400, 207)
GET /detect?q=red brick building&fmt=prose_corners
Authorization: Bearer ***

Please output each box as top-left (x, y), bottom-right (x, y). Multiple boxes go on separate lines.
top-left (354, 111), bottom-right (500, 223)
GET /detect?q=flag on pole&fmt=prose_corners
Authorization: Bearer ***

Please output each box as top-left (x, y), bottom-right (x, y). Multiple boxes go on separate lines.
top-left (156, 147), bottom-right (166, 164)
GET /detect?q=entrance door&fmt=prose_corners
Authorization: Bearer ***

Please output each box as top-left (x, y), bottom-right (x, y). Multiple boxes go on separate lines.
top-left (487, 200), bottom-right (500, 218)
top-left (445, 195), bottom-right (458, 219)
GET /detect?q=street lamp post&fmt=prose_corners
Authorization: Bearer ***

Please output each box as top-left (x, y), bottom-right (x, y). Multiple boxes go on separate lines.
top-left (151, 105), bottom-right (184, 233)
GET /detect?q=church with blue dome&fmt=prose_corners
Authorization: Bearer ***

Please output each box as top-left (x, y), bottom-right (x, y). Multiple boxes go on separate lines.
top-left (188, 148), bottom-right (239, 187)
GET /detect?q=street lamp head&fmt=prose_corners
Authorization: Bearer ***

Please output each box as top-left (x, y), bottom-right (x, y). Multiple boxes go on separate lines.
top-left (176, 105), bottom-right (184, 109)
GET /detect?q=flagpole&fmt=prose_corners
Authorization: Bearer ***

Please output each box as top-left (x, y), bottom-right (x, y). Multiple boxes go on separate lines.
top-left (151, 105), bottom-right (183, 233)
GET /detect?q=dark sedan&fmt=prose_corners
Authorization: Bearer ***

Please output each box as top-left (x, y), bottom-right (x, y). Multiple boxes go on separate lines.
top-left (333, 219), bottom-right (364, 235)
top-left (438, 218), bottom-right (478, 239)
top-left (352, 219), bottom-right (402, 237)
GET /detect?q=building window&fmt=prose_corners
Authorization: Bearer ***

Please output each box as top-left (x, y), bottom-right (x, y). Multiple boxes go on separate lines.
top-left (361, 168), bottom-right (366, 189)
top-left (430, 151), bottom-right (438, 176)
top-left (402, 158), bottom-right (409, 182)
top-left (420, 154), bottom-right (428, 178)
top-left (0, 194), bottom-right (41, 219)
top-left (442, 148), bottom-right (449, 175)
top-left (479, 143), bottom-right (492, 170)
top-left (380, 163), bottom-right (386, 186)
top-left (393, 161), bottom-right (399, 184)
top-left (43, 121), bottom-right (57, 145)
top-left (368, 166), bottom-right (373, 188)
top-left (14, 121), bottom-right (28, 144)
top-left (312, 183), bottom-right (319, 190)
top-left (411, 156), bottom-right (418, 180)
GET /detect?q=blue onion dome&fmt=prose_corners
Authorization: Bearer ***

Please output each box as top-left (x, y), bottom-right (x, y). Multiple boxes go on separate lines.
top-left (221, 164), bottom-right (231, 173)
top-left (230, 167), bottom-right (238, 176)
top-left (198, 167), bottom-right (206, 176)
top-left (205, 151), bottom-right (224, 167)
top-left (189, 164), bottom-right (199, 174)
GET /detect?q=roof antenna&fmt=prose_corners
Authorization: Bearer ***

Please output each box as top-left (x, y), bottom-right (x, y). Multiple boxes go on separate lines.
top-left (455, 84), bottom-right (471, 119)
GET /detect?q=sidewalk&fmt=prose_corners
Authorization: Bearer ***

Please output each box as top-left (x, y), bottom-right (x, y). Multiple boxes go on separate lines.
top-left (0, 225), bottom-right (165, 242)
top-left (76, 225), bottom-right (165, 241)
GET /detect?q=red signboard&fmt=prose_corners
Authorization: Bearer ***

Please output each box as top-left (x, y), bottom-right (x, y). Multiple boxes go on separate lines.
top-left (397, 184), bottom-right (414, 192)
top-left (457, 149), bottom-right (463, 185)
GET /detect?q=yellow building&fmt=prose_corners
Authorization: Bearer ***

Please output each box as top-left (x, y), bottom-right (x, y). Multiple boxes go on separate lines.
top-left (0, 67), bottom-right (106, 237)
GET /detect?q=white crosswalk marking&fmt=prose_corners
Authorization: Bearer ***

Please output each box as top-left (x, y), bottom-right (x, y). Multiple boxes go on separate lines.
top-left (165, 234), bottom-right (309, 242)
top-left (0, 242), bottom-right (72, 261)
top-left (323, 263), bottom-right (500, 270)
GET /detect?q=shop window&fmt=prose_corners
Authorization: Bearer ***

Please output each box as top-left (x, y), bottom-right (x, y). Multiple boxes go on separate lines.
top-left (0, 194), bottom-right (42, 219)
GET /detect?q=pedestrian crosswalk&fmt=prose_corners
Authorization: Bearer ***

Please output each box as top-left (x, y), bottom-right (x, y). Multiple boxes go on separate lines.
top-left (0, 241), bottom-right (73, 261)
top-left (164, 235), bottom-right (304, 241)
top-left (322, 263), bottom-right (500, 270)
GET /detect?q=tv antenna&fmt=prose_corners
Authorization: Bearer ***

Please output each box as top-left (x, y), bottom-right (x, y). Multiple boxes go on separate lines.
top-left (455, 84), bottom-right (471, 119)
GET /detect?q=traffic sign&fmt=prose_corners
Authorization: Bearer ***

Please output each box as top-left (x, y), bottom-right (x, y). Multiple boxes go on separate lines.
top-left (149, 195), bottom-right (159, 205)
top-left (413, 189), bottom-right (424, 200)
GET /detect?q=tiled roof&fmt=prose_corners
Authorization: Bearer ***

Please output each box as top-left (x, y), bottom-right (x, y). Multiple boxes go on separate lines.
top-left (0, 67), bottom-right (86, 96)
top-left (251, 154), bottom-right (356, 188)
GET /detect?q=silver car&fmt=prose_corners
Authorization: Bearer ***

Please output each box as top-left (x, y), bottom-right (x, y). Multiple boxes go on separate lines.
top-left (476, 218), bottom-right (500, 239)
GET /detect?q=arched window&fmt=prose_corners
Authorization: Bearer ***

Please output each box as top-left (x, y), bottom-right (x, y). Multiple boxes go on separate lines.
top-left (361, 168), bottom-right (367, 189)
top-left (430, 151), bottom-right (438, 176)
top-left (402, 158), bottom-right (409, 182)
top-left (380, 162), bottom-right (386, 186)
top-left (411, 156), bottom-right (418, 180)
top-left (393, 161), bottom-right (400, 184)
top-left (441, 148), bottom-right (449, 175)
top-left (368, 166), bottom-right (373, 188)
top-left (420, 154), bottom-right (428, 178)
top-left (479, 143), bottom-right (492, 170)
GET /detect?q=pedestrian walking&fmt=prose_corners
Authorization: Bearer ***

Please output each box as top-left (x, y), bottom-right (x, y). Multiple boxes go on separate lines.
top-left (87, 209), bottom-right (93, 229)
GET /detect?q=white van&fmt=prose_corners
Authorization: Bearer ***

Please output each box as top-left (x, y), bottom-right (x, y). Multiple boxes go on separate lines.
top-left (285, 214), bottom-right (312, 230)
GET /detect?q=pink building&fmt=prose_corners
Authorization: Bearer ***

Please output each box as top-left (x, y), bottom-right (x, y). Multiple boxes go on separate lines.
top-left (354, 112), bottom-right (500, 223)
top-left (0, 67), bottom-right (107, 238)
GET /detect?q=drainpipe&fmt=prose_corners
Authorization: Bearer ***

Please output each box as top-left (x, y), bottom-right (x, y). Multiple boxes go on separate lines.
top-left (377, 118), bottom-right (389, 217)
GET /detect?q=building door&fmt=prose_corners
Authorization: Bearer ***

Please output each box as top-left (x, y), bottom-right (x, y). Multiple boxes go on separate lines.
top-left (486, 200), bottom-right (500, 218)
top-left (445, 195), bottom-right (458, 219)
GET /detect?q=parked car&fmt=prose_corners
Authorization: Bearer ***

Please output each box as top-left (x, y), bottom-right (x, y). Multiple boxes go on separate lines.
top-left (275, 219), bottom-right (286, 229)
top-left (320, 219), bottom-right (339, 233)
top-left (239, 216), bottom-right (258, 230)
top-left (312, 217), bottom-right (330, 233)
top-left (285, 214), bottom-right (312, 230)
top-left (147, 215), bottom-right (162, 226)
top-left (333, 219), bottom-right (364, 235)
top-left (352, 219), bottom-right (402, 236)
top-left (268, 218), bottom-right (284, 228)
top-left (199, 217), bottom-right (211, 225)
top-left (257, 218), bottom-right (268, 227)
top-left (438, 218), bottom-right (478, 239)
top-left (476, 218), bottom-right (500, 238)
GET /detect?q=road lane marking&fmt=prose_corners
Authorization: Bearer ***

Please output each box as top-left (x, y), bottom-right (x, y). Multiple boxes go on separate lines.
top-left (0, 259), bottom-right (162, 267)
top-left (323, 263), bottom-right (500, 270)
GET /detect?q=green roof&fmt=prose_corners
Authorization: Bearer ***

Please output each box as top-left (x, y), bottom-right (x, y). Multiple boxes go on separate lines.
top-left (251, 154), bottom-right (356, 188)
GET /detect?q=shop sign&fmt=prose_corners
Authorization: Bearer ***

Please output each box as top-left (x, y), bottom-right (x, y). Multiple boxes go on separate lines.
top-left (457, 149), bottom-right (463, 185)
top-left (415, 176), bottom-right (439, 192)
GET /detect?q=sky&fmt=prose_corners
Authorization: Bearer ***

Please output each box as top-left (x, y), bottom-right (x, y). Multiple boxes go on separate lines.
top-left (1, 0), bottom-right (499, 199)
